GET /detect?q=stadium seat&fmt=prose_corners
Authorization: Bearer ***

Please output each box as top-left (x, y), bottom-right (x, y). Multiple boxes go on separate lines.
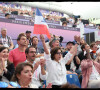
top-left (43, 80), bottom-right (46, 86)
top-left (66, 74), bottom-right (81, 88)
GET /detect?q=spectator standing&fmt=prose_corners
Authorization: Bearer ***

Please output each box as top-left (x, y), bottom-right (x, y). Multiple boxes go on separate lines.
top-left (25, 46), bottom-right (48, 88)
top-left (40, 34), bottom-right (78, 88)
top-left (8, 33), bottom-right (27, 67)
top-left (81, 47), bottom-right (100, 88)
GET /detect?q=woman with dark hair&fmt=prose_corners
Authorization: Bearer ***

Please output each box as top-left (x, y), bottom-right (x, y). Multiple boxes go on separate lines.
top-left (40, 34), bottom-right (79, 88)
top-left (0, 46), bottom-right (15, 83)
top-left (10, 62), bottom-right (52, 88)
top-left (11, 62), bottom-right (38, 88)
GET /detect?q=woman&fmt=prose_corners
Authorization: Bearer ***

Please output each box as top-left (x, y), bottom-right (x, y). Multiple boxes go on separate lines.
top-left (11, 62), bottom-right (38, 88)
top-left (0, 46), bottom-right (15, 83)
top-left (11, 62), bottom-right (52, 88)
top-left (40, 34), bottom-right (79, 88)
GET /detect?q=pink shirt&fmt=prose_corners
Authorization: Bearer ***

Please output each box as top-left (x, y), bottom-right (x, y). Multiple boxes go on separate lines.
top-left (8, 48), bottom-right (26, 67)
top-left (81, 59), bottom-right (100, 88)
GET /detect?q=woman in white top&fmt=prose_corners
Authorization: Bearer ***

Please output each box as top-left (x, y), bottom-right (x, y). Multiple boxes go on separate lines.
top-left (40, 34), bottom-right (80, 88)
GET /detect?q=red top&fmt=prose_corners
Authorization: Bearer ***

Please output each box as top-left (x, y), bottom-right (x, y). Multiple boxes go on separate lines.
top-left (8, 48), bottom-right (26, 67)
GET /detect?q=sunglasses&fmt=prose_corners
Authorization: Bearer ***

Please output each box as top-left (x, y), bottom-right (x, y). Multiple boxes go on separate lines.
top-left (56, 52), bottom-right (62, 55)
top-left (29, 51), bottom-right (36, 54)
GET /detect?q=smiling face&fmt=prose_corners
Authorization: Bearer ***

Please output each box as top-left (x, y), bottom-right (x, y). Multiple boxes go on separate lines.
top-left (0, 48), bottom-right (9, 60)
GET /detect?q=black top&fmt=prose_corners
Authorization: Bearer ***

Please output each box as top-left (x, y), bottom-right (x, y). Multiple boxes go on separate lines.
top-left (0, 63), bottom-right (15, 81)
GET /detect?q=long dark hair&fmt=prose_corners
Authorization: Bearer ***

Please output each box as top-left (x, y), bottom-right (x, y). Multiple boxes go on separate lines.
top-left (0, 46), bottom-right (11, 65)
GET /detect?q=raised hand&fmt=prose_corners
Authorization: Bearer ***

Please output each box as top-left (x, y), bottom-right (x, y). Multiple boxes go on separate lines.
top-left (33, 61), bottom-right (40, 73)
top-left (40, 59), bottom-right (46, 68)
top-left (40, 34), bottom-right (45, 42)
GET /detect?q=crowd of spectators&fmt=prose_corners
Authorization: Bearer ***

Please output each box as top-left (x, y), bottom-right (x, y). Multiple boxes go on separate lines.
top-left (0, 26), bottom-right (100, 88)
top-left (1, 2), bottom-right (100, 89)
top-left (1, 2), bottom-right (99, 29)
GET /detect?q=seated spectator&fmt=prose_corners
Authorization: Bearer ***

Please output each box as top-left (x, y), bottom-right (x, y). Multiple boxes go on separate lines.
top-left (25, 30), bottom-right (32, 46)
top-left (45, 15), bottom-right (52, 20)
top-left (8, 33), bottom-right (27, 67)
top-left (19, 12), bottom-right (23, 16)
top-left (0, 28), bottom-right (14, 50)
top-left (2, 8), bottom-right (7, 14)
top-left (40, 34), bottom-right (78, 88)
top-left (5, 13), bottom-right (10, 19)
top-left (62, 21), bottom-right (67, 26)
top-left (25, 46), bottom-right (48, 88)
top-left (5, 13), bottom-right (15, 20)
top-left (0, 47), bottom-right (15, 83)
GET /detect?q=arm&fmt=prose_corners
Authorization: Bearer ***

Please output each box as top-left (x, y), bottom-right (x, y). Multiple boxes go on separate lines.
top-left (3, 63), bottom-right (15, 81)
top-left (85, 46), bottom-right (92, 60)
top-left (75, 55), bottom-right (80, 64)
top-left (40, 34), bottom-right (49, 54)
top-left (66, 44), bottom-right (78, 65)
top-left (40, 59), bottom-right (46, 75)
top-left (81, 59), bottom-right (93, 70)
top-left (9, 41), bottom-right (14, 50)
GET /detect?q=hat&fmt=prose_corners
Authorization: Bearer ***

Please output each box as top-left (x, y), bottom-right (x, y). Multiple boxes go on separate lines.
top-left (26, 30), bottom-right (31, 33)
top-left (66, 41), bottom-right (74, 45)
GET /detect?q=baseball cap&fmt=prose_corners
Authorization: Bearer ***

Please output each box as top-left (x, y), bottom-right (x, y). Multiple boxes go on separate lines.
top-left (25, 30), bottom-right (31, 33)
top-left (66, 41), bottom-right (75, 45)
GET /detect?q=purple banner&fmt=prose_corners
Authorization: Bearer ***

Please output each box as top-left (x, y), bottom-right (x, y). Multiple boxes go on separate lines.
top-left (0, 18), bottom-right (80, 31)
top-left (84, 25), bottom-right (96, 29)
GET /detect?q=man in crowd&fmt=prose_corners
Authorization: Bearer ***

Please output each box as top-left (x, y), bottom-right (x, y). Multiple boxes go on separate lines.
top-left (8, 33), bottom-right (27, 67)
top-left (25, 46), bottom-right (48, 88)
top-left (0, 28), bottom-right (14, 50)
top-left (25, 30), bottom-right (32, 46)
